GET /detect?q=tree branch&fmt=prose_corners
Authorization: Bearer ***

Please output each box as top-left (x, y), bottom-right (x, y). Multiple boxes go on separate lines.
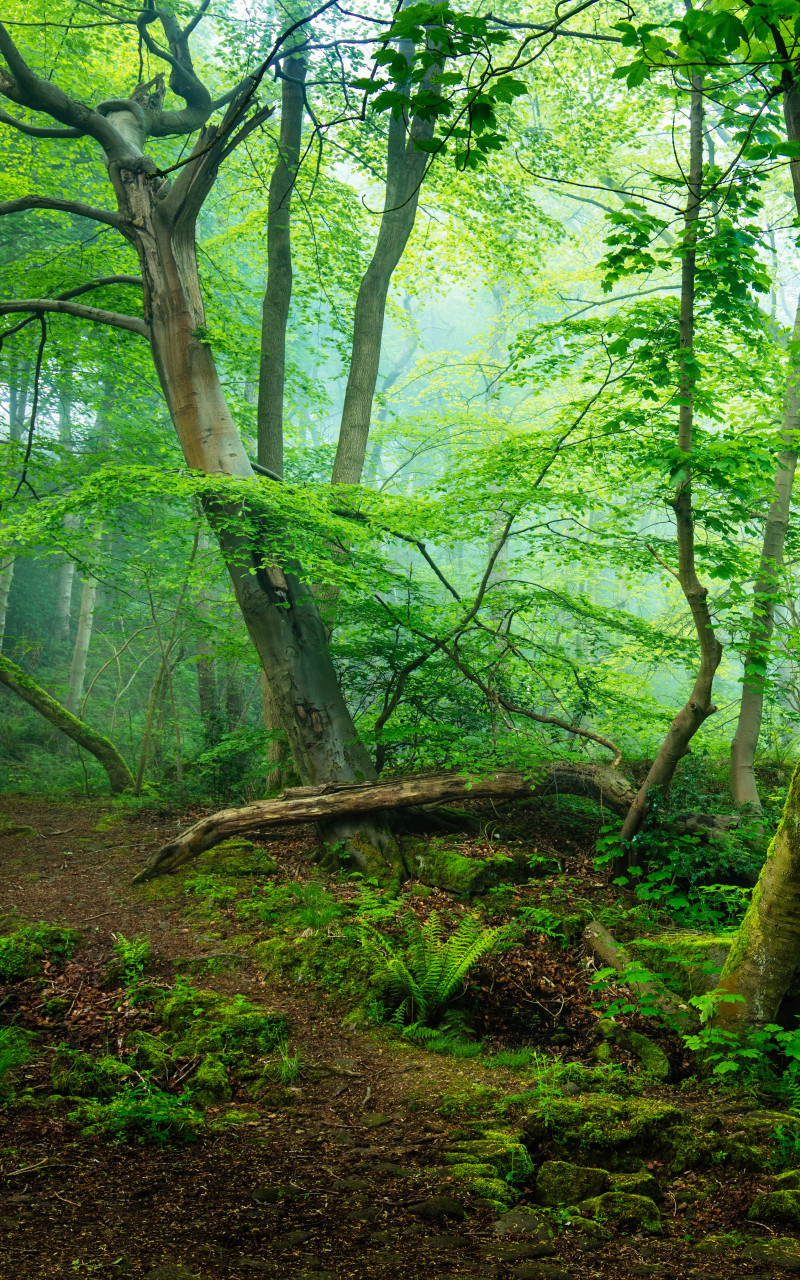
top-left (0, 105), bottom-right (84, 137)
top-left (0, 193), bottom-right (122, 228)
top-left (0, 298), bottom-right (147, 336)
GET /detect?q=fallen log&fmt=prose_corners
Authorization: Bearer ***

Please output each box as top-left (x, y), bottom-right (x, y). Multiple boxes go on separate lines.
top-left (583, 920), bottom-right (697, 1030)
top-left (132, 761), bottom-right (638, 883)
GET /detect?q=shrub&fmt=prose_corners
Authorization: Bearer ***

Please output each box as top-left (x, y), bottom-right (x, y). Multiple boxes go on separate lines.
top-left (113, 934), bottom-right (151, 987)
top-left (70, 1083), bottom-right (204, 1143)
top-left (0, 924), bottom-right (80, 982)
top-left (0, 1026), bottom-right (31, 1092)
top-left (361, 909), bottom-right (509, 1031)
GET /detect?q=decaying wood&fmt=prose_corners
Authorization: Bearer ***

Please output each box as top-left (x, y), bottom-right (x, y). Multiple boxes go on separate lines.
top-left (133, 761), bottom-right (638, 882)
top-left (583, 920), bottom-right (697, 1029)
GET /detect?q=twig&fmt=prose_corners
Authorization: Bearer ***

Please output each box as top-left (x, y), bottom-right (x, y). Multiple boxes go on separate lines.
top-left (77, 910), bottom-right (117, 923)
top-left (65, 981), bottom-right (84, 1017)
top-left (3, 1158), bottom-right (50, 1177)
top-left (361, 1085), bottom-right (372, 1107)
top-left (43, 828), bottom-right (74, 836)
top-left (51, 1190), bottom-right (80, 1207)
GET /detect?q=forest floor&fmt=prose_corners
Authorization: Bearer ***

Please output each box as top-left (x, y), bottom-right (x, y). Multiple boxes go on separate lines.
top-left (0, 792), bottom-right (795, 1280)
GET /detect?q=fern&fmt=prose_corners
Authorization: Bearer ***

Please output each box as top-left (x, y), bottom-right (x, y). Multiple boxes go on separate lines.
top-left (361, 909), bottom-right (507, 1028)
top-left (0, 1026), bottom-right (31, 1092)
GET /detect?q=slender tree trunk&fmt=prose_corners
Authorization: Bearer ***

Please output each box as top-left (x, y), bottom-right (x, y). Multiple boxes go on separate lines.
top-left (729, 94), bottom-right (800, 807)
top-left (0, 557), bottom-right (14, 649)
top-left (65, 572), bottom-right (98, 716)
top-left (0, 654), bottom-right (133, 791)
top-left (52, 391), bottom-right (76, 646)
top-left (257, 54), bottom-right (306, 478)
top-left (52, 558), bottom-right (75, 646)
top-left (331, 29), bottom-right (439, 486)
top-left (135, 660), bottom-right (166, 794)
top-left (261, 671), bottom-right (292, 790)
top-left (619, 78), bottom-right (722, 846)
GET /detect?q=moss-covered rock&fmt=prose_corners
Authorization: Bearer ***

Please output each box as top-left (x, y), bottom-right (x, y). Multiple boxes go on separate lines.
top-left (523, 1095), bottom-right (684, 1169)
top-left (535, 1161), bottom-right (609, 1206)
top-left (610, 1171), bottom-right (660, 1199)
top-left (127, 1030), bottom-right (173, 1073)
top-left (579, 1191), bottom-right (661, 1233)
top-left (625, 931), bottom-right (734, 1000)
top-left (772, 1170), bottom-right (800, 1191)
top-left (405, 839), bottom-right (530, 895)
top-left (743, 1237), bottom-right (800, 1269)
top-left (444, 1131), bottom-right (533, 1180)
top-left (191, 1054), bottom-right (231, 1106)
top-left (155, 987), bottom-right (287, 1055)
top-left (748, 1190), bottom-right (800, 1228)
top-left (464, 1175), bottom-right (518, 1206)
top-left (598, 1020), bottom-right (670, 1080)
top-left (51, 1051), bottom-right (132, 1099)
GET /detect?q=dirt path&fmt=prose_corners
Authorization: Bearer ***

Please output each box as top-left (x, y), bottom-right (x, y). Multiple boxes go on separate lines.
top-left (0, 797), bottom-right (789, 1280)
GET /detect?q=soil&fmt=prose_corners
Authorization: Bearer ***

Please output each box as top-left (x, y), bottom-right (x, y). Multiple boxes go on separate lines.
top-left (0, 793), bottom-right (791, 1279)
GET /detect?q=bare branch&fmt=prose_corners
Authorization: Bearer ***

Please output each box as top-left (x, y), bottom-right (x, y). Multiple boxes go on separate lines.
top-left (0, 105), bottom-right (84, 137)
top-left (0, 193), bottom-right (122, 228)
top-left (0, 298), bottom-right (147, 337)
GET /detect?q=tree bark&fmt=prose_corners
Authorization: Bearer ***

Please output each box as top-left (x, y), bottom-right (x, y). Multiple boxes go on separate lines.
top-left (729, 92), bottom-right (800, 807)
top-left (52, 559), bottom-right (75, 646)
top-left (257, 54), bottom-right (306, 478)
top-left (330, 27), bottom-right (438, 485)
top-left (620, 77), bottom-right (722, 845)
top-left (713, 757), bottom-right (800, 1030)
top-left (583, 921), bottom-right (696, 1029)
top-left (0, 557), bottom-right (14, 648)
top-left (132, 760), bottom-right (639, 881)
top-left (0, 654), bottom-right (133, 791)
top-left (65, 572), bottom-right (98, 716)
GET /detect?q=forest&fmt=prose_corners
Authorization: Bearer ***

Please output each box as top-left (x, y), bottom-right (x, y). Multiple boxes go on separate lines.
top-left (2, 0), bottom-right (800, 1276)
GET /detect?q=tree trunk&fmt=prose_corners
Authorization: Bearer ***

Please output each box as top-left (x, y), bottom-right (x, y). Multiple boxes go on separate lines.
top-left (619, 77), bottom-right (722, 845)
top-left (133, 760), bottom-right (639, 880)
top-left (108, 119), bottom-right (378, 805)
top-left (729, 97), bottom-right (800, 807)
top-left (0, 557), bottom-right (14, 648)
top-left (256, 54), bottom-right (306, 478)
top-left (52, 559), bottom-right (75, 646)
top-left (261, 670), bottom-right (292, 790)
top-left (65, 572), bottom-right (98, 716)
top-left (0, 654), bottom-right (133, 792)
top-left (713, 757), bottom-right (800, 1030)
top-left (330, 38), bottom-right (437, 486)
top-left (196, 638), bottom-right (221, 744)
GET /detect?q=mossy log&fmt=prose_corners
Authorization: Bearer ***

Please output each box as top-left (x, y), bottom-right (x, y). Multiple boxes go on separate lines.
top-left (133, 761), bottom-right (637, 883)
top-left (583, 920), bottom-right (697, 1029)
top-left (0, 654), bottom-right (134, 793)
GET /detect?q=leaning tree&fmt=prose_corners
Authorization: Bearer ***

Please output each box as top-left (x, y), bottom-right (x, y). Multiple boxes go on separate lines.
top-left (0, 0), bottom-right (630, 871)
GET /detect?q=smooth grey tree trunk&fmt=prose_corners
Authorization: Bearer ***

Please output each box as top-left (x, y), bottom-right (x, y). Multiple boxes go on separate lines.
top-left (257, 54), bottom-right (306, 478)
top-left (65, 572), bottom-right (98, 716)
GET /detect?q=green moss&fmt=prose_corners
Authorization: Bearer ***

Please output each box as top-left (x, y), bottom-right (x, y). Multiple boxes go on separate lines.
top-left (464, 1175), bottom-right (518, 1205)
top-left (155, 986), bottom-right (287, 1056)
top-left (51, 1050), bottom-right (132, 1099)
top-left (405, 839), bottom-right (530, 895)
top-left (535, 1161), bottom-right (609, 1206)
top-left (0, 924), bottom-right (81, 982)
top-left (444, 1131), bottom-right (532, 1179)
top-left (627, 1032), bottom-right (670, 1080)
top-left (443, 1161), bottom-right (498, 1179)
top-left (127, 1031), bottom-right (173, 1072)
top-left (191, 1053), bottom-right (231, 1106)
top-left (580, 1191), bottom-right (661, 1233)
top-left (611, 1171), bottom-right (660, 1199)
top-left (748, 1190), bottom-right (800, 1227)
top-left (523, 1095), bottom-right (684, 1169)
top-left (626, 932), bottom-right (734, 1000)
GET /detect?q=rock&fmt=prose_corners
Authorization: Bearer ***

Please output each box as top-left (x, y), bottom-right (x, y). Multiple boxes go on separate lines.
top-left (579, 1192), bottom-right (660, 1234)
top-left (748, 1190), bottom-right (800, 1228)
top-left (346, 1207), bottom-right (381, 1222)
top-left (408, 1196), bottom-right (467, 1221)
top-left (402, 1224), bottom-right (426, 1237)
top-left (420, 1235), bottom-right (470, 1250)
top-left (492, 1209), bottom-right (554, 1239)
top-left (629, 1268), bottom-right (663, 1277)
top-left (694, 1237), bottom-right (731, 1257)
top-left (444, 1133), bottom-right (534, 1181)
top-left (523, 1096), bottom-right (684, 1165)
top-left (333, 1130), bottom-right (354, 1146)
top-left (536, 1160), bottom-right (609, 1206)
top-left (304, 1273), bottom-right (338, 1280)
top-left (743, 1237), bottom-right (800, 1270)
top-left (238, 1262), bottom-right (276, 1273)
top-left (510, 1266), bottom-right (574, 1280)
top-left (772, 1170), bottom-right (800, 1191)
top-left (481, 1243), bottom-right (558, 1261)
top-left (276, 1229), bottom-right (313, 1247)
top-left (572, 1235), bottom-right (603, 1253)
top-left (612, 1171), bottom-right (661, 1199)
top-left (372, 1162), bottom-right (409, 1175)
top-left (561, 1083), bottom-right (581, 1095)
top-left (333, 1177), bottom-right (370, 1191)
top-left (144, 1270), bottom-right (200, 1280)
top-left (362, 1113), bottom-right (392, 1129)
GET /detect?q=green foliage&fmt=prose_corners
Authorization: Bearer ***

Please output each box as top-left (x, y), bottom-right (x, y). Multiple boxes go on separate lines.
top-left (0, 1027), bottom-right (32, 1091)
top-left (112, 934), bottom-right (151, 987)
top-left (0, 924), bottom-right (80, 982)
top-left (361, 909), bottom-right (508, 1030)
top-left (51, 1046), bottom-right (132, 1099)
top-left (70, 1083), bottom-right (204, 1144)
top-left (684, 1017), bottom-right (800, 1099)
